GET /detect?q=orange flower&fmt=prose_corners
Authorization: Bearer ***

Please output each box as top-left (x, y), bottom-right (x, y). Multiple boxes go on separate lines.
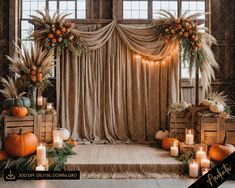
top-left (175, 18), bottom-right (181, 24)
top-left (48, 33), bottom-right (54, 39)
top-left (197, 43), bottom-right (202, 48)
top-left (177, 24), bottom-right (182, 30)
top-left (183, 32), bottom-right (189, 37)
top-left (187, 24), bottom-right (192, 30)
top-left (36, 72), bottom-right (42, 78)
top-left (61, 27), bottom-right (67, 33)
top-left (31, 75), bottom-right (36, 82)
top-left (31, 70), bottom-right (36, 76)
top-left (52, 38), bottom-right (57, 43)
top-left (55, 29), bottom-right (61, 36)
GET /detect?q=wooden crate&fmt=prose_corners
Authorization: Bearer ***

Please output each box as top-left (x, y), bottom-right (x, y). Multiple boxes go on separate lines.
top-left (169, 111), bottom-right (193, 141)
top-left (197, 116), bottom-right (235, 145)
top-left (3, 114), bottom-right (57, 143)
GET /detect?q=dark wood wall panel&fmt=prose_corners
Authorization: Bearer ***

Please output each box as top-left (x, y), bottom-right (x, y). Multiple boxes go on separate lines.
top-left (0, 0), bottom-right (234, 112)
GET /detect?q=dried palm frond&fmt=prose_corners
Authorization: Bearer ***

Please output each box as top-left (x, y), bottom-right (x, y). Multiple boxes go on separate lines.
top-left (6, 43), bottom-right (54, 91)
top-left (30, 9), bottom-right (89, 55)
top-left (0, 77), bottom-right (26, 99)
top-left (152, 11), bottom-right (219, 91)
top-left (207, 91), bottom-right (229, 106)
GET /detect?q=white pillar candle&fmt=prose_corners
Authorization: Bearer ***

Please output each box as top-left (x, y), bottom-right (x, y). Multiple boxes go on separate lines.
top-left (53, 139), bottom-right (63, 149)
top-left (37, 96), bottom-right (43, 106)
top-left (189, 162), bottom-right (199, 178)
top-left (170, 146), bottom-right (179, 157)
top-left (196, 148), bottom-right (206, 160)
top-left (37, 144), bottom-right (47, 165)
top-left (201, 157), bottom-right (210, 168)
top-left (35, 165), bottom-right (45, 171)
top-left (185, 134), bottom-right (194, 145)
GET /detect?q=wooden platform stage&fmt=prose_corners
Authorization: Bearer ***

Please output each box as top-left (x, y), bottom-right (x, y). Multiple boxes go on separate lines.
top-left (65, 144), bottom-right (183, 179)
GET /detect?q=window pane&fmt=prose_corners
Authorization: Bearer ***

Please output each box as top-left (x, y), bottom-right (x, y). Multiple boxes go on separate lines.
top-left (182, 1), bottom-right (205, 19)
top-left (153, 0), bottom-right (178, 19)
top-left (123, 0), bottom-right (148, 19)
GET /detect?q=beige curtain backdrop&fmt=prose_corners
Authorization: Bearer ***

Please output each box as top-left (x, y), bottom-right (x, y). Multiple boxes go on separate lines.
top-left (56, 21), bottom-right (179, 143)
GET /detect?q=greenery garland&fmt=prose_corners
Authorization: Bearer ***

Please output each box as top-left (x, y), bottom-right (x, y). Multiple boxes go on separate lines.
top-left (0, 143), bottom-right (76, 175)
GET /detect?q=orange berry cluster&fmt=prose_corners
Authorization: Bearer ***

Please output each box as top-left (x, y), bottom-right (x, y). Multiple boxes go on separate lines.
top-left (47, 26), bottom-right (69, 46)
top-left (164, 17), bottom-right (202, 49)
top-left (30, 66), bottom-right (43, 82)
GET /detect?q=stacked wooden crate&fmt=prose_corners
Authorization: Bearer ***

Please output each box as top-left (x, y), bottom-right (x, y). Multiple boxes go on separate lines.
top-left (2, 114), bottom-right (57, 144)
top-left (196, 115), bottom-right (235, 145)
top-left (169, 111), bottom-right (191, 141)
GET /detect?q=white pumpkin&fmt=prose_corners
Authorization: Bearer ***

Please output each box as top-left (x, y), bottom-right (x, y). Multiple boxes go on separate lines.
top-left (59, 128), bottom-right (70, 140)
top-left (155, 130), bottom-right (169, 140)
top-left (201, 99), bottom-right (214, 107)
top-left (181, 101), bottom-right (189, 109)
top-left (209, 103), bottom-right (224, 113)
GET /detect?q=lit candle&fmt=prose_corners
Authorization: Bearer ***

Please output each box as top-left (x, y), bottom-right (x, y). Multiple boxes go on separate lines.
top-left (37, 143), bottom-right (47, 165)
top-left (201, 168), bottom-right (210, 176)
top-left (53, 138), bottom-right (63, 149)
top-left (189, 162), bottom-right (199, 178)
top-left (185, 132), bottom-right (194, 145)
top-left (47, 103), bottom-right (53, 110)
top-left (196, 147), bottom-right (206, 160)
top-left (35, 165), bottom-right (45, 171)
top-left (37, 96), bottom-right (43, 106)
top-left (201, 157), bottom-right (210, 168)
top-left (170, 142), bottom-right (179, 157)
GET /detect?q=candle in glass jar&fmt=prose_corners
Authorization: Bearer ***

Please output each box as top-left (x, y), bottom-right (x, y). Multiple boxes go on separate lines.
top-left (170, 142), bottom-right (179, 157)
top-left (54, 138), bottom-right (63, 149)
top-left (189, 162), bottom-right (199, 178)
top-left (201, 157), bottom-right (210, 168)
top-left (185, 130), bottom-right (194, 145)
top-left (196, 147), bottom-right (206, 160)
top-left (37, 143), bottom-right (47, 165)
top-left (35, 165), bottom-right (45, 171)
top-left (37, 96), bottom-right (43, 106)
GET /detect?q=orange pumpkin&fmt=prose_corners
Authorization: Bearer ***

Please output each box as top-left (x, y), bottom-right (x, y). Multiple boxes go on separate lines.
top-left (183, 32), bottom-right (189, 37)
top-left (12, 106), bottom-right (28, 117)
top-left (162, 137), bottom-right (179, 150)
top-left (4, 128), bottom-right (38, 157)
top-left (52, 38), bottom-right (57, 43)
top-left (66, 138), bottom-right (77, 146)
top-left (0, 151), bottom-right (8, 161)
top-left (209, 144), bottom-right (235, 161)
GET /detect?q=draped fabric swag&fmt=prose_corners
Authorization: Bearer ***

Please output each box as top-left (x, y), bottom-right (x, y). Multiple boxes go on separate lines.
top-left (56, 21), bottom-right (180, 143)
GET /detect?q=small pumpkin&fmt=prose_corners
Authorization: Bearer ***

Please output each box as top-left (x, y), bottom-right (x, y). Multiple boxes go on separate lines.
top-left (155, 130), bottom-right (169, 140)
top-left (209, 102), bottom-right (224, 113)
top-left (66, 138), bottom-right (77, 146)
top-left (162, 137), bottom-right (179, 150)
top-left (60, 128), bottom-right (70, 140)
top-left (201, 99), bottom-right (214, 107)
top-left (12, 106), bottom-right (28, 117)
top-left (4, 128), bottom-right (38, 157)
top-left (209, 144), bottom-right (235, 161)
top-left (0, 151), bottom-right (8, 161)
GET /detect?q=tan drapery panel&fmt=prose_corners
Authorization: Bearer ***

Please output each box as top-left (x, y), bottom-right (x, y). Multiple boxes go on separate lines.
top-left (56, 22), bottom-right (179, 143)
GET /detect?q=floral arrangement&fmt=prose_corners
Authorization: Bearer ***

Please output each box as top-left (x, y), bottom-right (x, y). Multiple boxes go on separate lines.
top-left (30, 9), bottom-right (89, 55)
top-left (152, 11), bottom-right (219, 90)
top-left (6, 43), bottom-right (54, 91)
